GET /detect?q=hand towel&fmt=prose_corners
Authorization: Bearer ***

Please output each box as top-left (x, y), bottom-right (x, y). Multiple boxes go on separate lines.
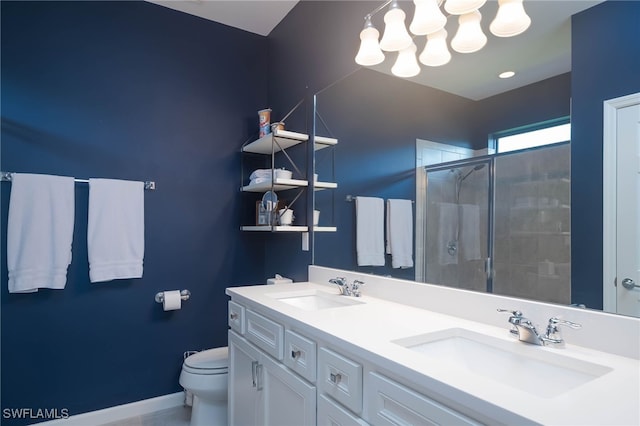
top-left (356, 196), bottom-right (385, 266)
top-left (437, 202), bottom-right (458, 265)
top-left (88, 178), bottom-right (144, 283)
top-left (459, 204), bottom-right (482, 260)
top-left (386, 199), bottom-right (414, 269)
top-left (7, 173), bottom-right (75, 293)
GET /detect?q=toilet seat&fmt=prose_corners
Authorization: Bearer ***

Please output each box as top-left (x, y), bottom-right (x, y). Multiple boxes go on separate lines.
top-left (183, 347), bottom-right (228, 375)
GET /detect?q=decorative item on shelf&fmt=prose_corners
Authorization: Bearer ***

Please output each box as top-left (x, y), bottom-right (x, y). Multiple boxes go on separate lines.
top-left (355, 0), bottom-right (531, 78)
top-left (271, 122), bottom-right (285, 133)
top-left (256, 191), bottom-right (280, 226)
top-left (258, 108), bottom-right (272, 137)
top-left (278, 207), bottom-right (294, 226)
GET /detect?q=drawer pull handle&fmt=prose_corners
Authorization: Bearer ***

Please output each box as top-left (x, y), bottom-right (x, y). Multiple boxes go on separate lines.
top-left (291, 350), bottom-right (302, 359)
top-left (329, 373), bottom-right (342, 384)
top-left (230, 313), bottom-right (239, 320)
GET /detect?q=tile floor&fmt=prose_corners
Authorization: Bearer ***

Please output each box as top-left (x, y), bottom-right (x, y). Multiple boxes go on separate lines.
top-left (101, 406), bottom-right (191, 426)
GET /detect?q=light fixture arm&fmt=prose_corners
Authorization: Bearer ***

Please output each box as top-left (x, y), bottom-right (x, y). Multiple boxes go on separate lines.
top-left (363, 0), bottom-right (394, 24)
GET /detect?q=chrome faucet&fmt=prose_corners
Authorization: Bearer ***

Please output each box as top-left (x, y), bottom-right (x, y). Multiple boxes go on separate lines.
top-left (329, 277), bottom-right (365, 297)
top-left (497, 309), bottom-right (581, 347)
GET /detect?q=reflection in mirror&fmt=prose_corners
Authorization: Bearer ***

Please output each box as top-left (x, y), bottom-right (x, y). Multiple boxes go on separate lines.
top-left (312, 0), bottom-right (638, 316)
top-left (418, 144), bottom-right (571, 306)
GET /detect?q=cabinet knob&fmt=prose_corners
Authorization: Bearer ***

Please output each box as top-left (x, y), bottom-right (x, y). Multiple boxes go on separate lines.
top-left (291, 350), bottom-right (302, 359)
top-left (230, 313), bottom-right (239, 320)
top-left (329, 373), bottom-right (342, 384)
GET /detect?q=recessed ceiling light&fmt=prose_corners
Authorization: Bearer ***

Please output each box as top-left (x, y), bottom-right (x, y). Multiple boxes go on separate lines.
top-left (499, 71), bottom-right (515, 79)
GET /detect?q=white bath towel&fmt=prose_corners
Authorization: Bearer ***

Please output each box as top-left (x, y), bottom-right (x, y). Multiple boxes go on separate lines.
top-left (88, 178), bottom-right (144, 283)
top-left (386, 199), bottom-right (413, 269)
top-left (459, 204), bottom-right (482, 260)
top-left (356, 196), bottom-right (385, 266)
top-left (437, 202), bottom-right (458, 265)
top-left (7, 173), bottom-right (75, 293)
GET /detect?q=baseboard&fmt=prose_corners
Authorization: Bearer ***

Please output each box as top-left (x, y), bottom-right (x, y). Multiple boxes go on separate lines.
top-left (36, 391), bottom-right (185, 426)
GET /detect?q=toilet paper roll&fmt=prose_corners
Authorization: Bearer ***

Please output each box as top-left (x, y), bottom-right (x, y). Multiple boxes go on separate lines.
top-left (163, 290), bottom-right (182, 311)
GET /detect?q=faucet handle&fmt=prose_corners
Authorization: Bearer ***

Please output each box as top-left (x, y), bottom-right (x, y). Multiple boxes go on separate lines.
top-left (497, 308), bottom-right (523, 316)
top-left (548, 317), bottom-right (582, 329)
top-left (351, 280), bottom-right (365, 296)
top-left (497, 309), bottom-right (523, 335)
top-left (543, 317), bottom-right (582, 347)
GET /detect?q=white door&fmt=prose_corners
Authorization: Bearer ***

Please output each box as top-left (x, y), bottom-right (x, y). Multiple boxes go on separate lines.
top-left (616, 103), bottom-right (640, 316)
top-left (228, 331), bottom-right (261, 426)
top-left (604, 93), bottom-right (640, 317)
top-left (261, 353), bottom-right (316, 426)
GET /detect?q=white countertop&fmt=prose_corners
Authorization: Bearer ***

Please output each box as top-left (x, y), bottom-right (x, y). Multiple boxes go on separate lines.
top-left (227, 281), bottom-right (640, 426)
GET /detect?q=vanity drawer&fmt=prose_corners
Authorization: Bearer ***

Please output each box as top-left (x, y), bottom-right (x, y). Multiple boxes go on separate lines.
top-left (245, 309), bottom-right (284, 360)
top-left (283, 329), bottom-right (317, 383)
top-left (367, 372), bottom-right (480, 426)
top-left (318, 347), bottom-right (363, 415)
top-left (318, 394), bottom-right (369, 426)
top-left (228, 300), bottom-right (245, 334)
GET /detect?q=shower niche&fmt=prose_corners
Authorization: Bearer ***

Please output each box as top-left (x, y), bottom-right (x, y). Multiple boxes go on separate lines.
top-left (421, 143), bottom-right (571, 305)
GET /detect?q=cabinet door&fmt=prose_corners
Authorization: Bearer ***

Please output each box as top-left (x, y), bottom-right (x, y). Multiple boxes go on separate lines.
top-left (318, 394), bottom-right (369, 426)
top-left (261, 352), bottom-right (317, 426)
top-left (367, 372), bottom-right (480, 426)
top-left (228, 331), bottom-right (261, 426)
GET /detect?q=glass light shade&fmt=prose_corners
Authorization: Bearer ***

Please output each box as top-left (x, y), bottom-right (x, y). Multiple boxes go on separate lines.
top-left (355, 26), bottom-right (385, 66)
top-left (391, 43), bottom-right (420, 78)
top-left (379, 6), bottom-right (413, 52)
top-left (419, 29), bottom-right (451, 67)
top-left (409, 0), bottom-right (447, 36)
top-left (490, 0), bottom-right (531, 37)
top-left (451, 10), bottom-right (487, 53)
top-left (444, 0), bottom-right (486, 15)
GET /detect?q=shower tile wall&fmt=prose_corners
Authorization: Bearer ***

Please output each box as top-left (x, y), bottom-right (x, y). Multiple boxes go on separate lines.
top-left (493, 144), bottom-right (571, 304)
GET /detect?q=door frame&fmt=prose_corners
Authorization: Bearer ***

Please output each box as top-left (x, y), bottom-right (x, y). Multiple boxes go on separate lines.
top-left (602, 92), bottom-right (640, 313)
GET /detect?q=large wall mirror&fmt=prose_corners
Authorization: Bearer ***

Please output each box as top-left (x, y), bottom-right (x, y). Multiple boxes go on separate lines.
top-left (311, 0), bottom-right (640, 317)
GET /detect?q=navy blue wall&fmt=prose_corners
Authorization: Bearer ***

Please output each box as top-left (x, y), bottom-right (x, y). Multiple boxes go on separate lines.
top-left (571, 1), bottom-right (640, 309)
top-left (1, 1), bottom-right (267, 421)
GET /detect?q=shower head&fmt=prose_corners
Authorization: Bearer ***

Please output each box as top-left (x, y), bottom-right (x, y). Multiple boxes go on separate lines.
top-left (458, 163), bottom-right (486, 183)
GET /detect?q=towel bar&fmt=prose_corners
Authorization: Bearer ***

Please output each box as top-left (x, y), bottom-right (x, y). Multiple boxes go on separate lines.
top-left (345, 194), bottom-right (414, 203)
top-left (0, 171), bottom-right (156, 190)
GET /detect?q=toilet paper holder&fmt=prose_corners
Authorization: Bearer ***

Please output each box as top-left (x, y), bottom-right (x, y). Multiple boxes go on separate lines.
top-left (155, 289), bottom-right (191, 304)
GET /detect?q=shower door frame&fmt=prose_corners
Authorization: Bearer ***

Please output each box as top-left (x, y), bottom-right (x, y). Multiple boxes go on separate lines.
top-left (417, 157), bottom-right (495, 293)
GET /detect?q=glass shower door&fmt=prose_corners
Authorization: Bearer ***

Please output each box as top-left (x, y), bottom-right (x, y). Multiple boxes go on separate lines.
top-left (424, 160), bottom-right (491, 292)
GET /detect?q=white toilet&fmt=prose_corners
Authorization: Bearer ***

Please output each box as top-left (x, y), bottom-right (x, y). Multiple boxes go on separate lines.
top-left (179, 346), bottom-right (228, 426)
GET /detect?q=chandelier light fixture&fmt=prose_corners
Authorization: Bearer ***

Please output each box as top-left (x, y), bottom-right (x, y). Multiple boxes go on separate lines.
top-left (355, 0), bottom-right (531, 78)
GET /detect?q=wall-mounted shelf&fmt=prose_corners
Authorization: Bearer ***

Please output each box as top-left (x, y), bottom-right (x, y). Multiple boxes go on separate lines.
top-left (243, 130), bottom-right (309, 154)
top-left (313, 226), bottom-right (337, 232)
top-left (241, 225), bottom-right (308, 232)
top-left (314, 181), bottom-right (338, 190)
top-left (315, 136), bottom-right (338, 150)
top-left (242, 178), bottom-right (309, 192)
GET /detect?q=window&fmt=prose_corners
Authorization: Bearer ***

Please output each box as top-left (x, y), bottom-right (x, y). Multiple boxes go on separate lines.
top-left (491, 118), bottom-right (570, 154)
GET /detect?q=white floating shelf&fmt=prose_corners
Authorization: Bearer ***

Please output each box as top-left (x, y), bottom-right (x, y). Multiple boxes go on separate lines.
top-left (243, 130), bottom-right (309, 155)
top-left (313, 226), bottom-right (337, 232)
top-left (241, 225), bottom-right (309, 232)
top-left (314, 181), bottom-right (338, 190)
top-left (315, 136), bottom-right (338, 151)
top-left (241, 178), bottom-right (308, 192)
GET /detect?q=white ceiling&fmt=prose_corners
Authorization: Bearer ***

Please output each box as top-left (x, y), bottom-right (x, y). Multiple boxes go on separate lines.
top-left (148, 0), bottom-right (603, 100)
top-left (147, 0), bottom-right (299, 36)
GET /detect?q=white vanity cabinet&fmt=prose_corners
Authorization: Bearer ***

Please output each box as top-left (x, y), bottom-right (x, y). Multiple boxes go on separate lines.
top-left (228, 296), bottom-right (480, 426)
top-left (228, 304), bottom-right (317, 426)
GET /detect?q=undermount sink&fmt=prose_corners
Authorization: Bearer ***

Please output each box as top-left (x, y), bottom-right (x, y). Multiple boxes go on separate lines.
top-left (268, 289), bottom-right (365, 311)
top-left (393, 328), bottom-right (612, 398)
